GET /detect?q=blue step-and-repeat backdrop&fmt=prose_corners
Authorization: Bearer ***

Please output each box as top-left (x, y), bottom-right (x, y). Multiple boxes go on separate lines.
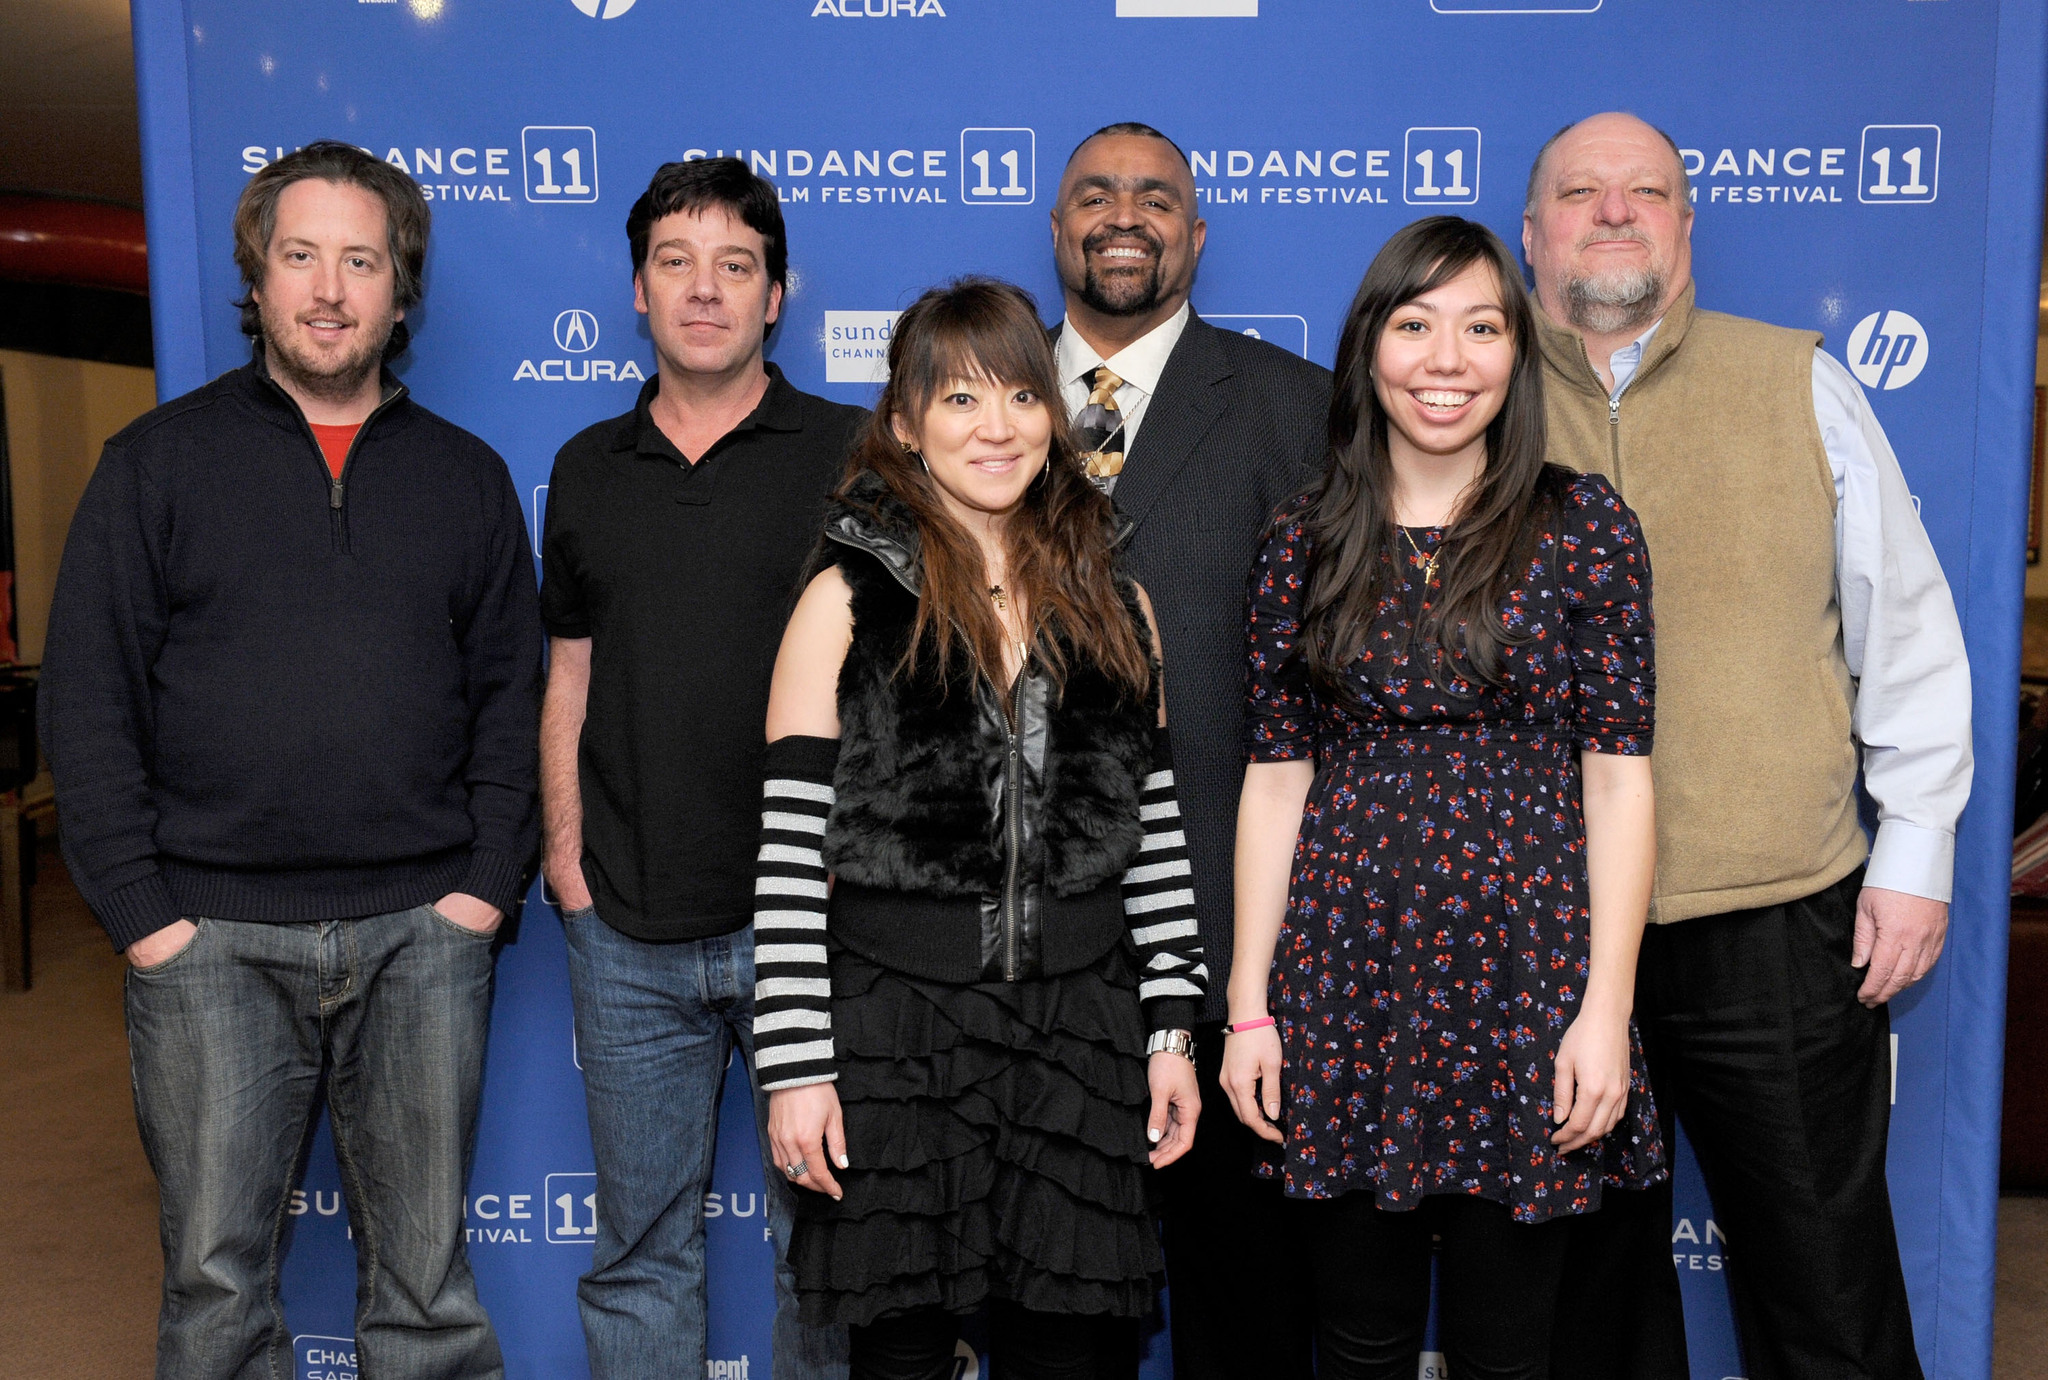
top-left (128, 2), bottom-right (2047, 1377)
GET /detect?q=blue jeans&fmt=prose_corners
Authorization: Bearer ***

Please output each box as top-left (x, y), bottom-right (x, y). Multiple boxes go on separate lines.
top-left (125, 905), bottom-right (503, 1380)
top-left (561, 907), bottom-right (847, 1380)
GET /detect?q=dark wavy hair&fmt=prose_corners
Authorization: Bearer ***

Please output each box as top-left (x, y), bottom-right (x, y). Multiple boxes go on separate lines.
top-left (231, 140), bottom-right (429, 361)
top-left (626, 157), bottom-right (787, 290)
top-left (1298, 215), bottom-right (1566, 696)
top-left (837, 277), bottom-right (1151, 699)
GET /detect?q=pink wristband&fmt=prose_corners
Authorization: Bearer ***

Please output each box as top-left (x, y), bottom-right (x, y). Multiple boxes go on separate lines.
top-left (1224, 1017), bottom-right (1276, 1034)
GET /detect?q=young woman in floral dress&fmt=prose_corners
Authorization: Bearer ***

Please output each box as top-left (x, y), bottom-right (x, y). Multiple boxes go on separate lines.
top-left (1220, 217), bottom-right (1666, 1380)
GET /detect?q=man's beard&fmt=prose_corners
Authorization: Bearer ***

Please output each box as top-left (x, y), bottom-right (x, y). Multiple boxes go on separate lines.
top-left (261, 298), bottom-right (393, 402)
top-left (1559, 242), bottom-right (1665, 336)
top-left (1066, 226), bottom-right (1168, 318)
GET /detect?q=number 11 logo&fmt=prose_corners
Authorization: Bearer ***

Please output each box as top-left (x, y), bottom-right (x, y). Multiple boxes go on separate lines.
top-left (1859, 125), bottom-right (1938, 205)
top-left (961, 129), bottom-right (1036, 207)
top-left (1404, 128), bottom-right (1481, 206)
top-left (522, 126), bottom-right (600, 204)
top-left (545, 1172), bottom-right (599, 1243)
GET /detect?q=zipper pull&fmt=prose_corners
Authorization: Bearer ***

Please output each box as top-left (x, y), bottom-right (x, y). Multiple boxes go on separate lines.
top-left (329, 477), bottom-right (345, 510)
top-left (1609, 397), bottom-right (1620, 426)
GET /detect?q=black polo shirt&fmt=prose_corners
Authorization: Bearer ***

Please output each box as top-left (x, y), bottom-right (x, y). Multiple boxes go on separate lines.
top-left (541, 364), bottom-right (866, 942)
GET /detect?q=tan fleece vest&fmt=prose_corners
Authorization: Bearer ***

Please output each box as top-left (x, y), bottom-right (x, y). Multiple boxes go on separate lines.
top-left (1537, 284), bottom-right (1865, 922)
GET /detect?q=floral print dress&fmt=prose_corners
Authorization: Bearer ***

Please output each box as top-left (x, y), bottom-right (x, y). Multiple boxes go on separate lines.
top-left (1244, 470), bottom-right (1666, 1223)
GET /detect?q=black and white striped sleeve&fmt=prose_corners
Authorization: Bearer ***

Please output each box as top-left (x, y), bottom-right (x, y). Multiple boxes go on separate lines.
top-left (1124, 727), bottom-right (1207, 1034)
top-left (751, 734), bottom-right (840, 1092)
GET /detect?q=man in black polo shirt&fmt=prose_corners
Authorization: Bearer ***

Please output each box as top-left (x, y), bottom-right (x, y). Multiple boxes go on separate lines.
top-left (539, 158), bottom-right (863, 1380)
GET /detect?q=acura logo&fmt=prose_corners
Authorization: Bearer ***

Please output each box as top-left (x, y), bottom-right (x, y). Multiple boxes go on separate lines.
top-left (553, 309), bottom-right (599, 353)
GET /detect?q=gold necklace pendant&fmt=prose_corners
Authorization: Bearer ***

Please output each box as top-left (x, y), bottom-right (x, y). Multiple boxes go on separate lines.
top-left (1400, 528), bottom-right (1439, 586)
top-left (989, 583), bottom-right (1007, 612)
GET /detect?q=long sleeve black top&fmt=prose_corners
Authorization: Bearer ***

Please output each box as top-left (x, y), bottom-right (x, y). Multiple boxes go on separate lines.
top-left (41, 359), bottom-right (543, 950)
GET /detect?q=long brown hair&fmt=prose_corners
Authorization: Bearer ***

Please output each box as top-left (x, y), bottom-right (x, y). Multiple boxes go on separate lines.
top-left (1299, 215), bottom-right (1566, 695)
top-left (840, 277), bottom-right (1151, 699)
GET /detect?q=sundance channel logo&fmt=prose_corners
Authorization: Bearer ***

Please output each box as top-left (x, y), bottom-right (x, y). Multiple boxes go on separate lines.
top-left (824, 311), bottom-right (899, 384)
top-left (293, 1334), bottom-right (357, 1380)
top-left (825, 310), bottom-right (1308, 385)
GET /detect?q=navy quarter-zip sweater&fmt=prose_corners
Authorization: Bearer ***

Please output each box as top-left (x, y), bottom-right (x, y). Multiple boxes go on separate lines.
top-left (42, 358), bottom-right (544, 951)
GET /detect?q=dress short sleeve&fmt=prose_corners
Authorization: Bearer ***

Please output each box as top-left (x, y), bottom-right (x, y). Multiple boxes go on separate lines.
top-left (1245, 515), bottom-right (1318, 762)
top-left (1558, 474), bottom-right (1654, 755)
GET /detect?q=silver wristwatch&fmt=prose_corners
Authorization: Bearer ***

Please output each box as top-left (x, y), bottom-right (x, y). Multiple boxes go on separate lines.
top-left (1146, 1028), bottom-right (1196, 1067)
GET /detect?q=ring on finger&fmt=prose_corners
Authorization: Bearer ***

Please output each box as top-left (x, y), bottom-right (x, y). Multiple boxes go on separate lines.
top-left (784, 1160), bottom-right (808, 1179)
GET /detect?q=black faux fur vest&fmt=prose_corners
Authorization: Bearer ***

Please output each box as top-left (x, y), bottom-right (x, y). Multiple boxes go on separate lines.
top-left (819, 475), bottom-right (1157, 903)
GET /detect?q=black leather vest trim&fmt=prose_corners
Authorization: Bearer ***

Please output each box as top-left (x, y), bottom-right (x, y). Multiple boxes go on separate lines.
top-left (819, 475), bottom-right (1155, 982)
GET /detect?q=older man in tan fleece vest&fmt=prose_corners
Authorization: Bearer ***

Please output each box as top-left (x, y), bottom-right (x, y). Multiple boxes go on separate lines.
top-left (1529, 114), bottom-right (1972, 1380)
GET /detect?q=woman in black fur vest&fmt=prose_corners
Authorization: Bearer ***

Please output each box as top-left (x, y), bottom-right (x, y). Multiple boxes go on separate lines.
top-left (749, 278), bottom-right (1208, 1380)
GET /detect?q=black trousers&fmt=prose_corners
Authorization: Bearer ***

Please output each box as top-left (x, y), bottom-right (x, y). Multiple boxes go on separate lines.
top-left (1307, 1192), bottom-right (1569, 1380)
top-left (1551, 869), bottom-right (1925, 1380)
top-left (850, 1303), bottom-right (1139, 1380)
top-left (1157, 1020), bottom-right (1317, 1380)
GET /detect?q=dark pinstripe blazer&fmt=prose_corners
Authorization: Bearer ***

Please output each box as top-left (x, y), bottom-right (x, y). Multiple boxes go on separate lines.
top-left (1056, 312), bottom-right (1332, 1021)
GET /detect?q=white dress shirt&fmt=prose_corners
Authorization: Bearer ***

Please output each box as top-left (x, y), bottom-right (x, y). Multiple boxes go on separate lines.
top-left (1607, 322), bottom-right (1975, 903)
top-left (1055, 302), bottom-right (1192, 465)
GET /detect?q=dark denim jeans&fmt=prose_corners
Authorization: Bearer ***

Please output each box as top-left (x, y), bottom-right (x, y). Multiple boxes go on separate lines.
top-left (561, 906), bottom-right (847, 1380)
top-left (125, 905), bottom-right (504, 1380)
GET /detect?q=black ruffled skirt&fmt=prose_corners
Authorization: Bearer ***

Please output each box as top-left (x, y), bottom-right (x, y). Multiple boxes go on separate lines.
top-left (789, 939), bottom-right (1163, 1327)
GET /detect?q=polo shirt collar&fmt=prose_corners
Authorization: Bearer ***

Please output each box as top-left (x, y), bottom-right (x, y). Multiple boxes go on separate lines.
top-left (618, 360), bottom-right (805, 459)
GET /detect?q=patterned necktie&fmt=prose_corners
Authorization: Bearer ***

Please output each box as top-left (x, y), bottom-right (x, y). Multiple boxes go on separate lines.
top-left (1072, 365), bottom-right (1126, 493)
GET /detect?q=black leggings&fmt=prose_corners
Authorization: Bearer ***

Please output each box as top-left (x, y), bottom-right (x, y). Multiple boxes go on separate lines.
top-left (1306, 1193), bottom-right (1570, 1380)
top-left (849, 1302), bottom-right (1140, 1380)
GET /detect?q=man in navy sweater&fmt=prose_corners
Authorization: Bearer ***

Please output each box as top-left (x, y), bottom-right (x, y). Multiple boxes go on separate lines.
top-left (41, 141), bottom-right (540, 1380)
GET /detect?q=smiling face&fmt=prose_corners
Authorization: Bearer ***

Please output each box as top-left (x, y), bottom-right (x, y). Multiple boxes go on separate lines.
top-left (251, 177), bottom-right (402, 406)
top-left (634, 204), bottom-right (784, 381)
top-left (1523, 112), bottom-right (1693, 337)
top-left (1372, 259), bottom-right (1515, 468)
top-left (1051, 134), bottom-right (1206, 330)
top-left (892, 374), bottom-right (1053, 528)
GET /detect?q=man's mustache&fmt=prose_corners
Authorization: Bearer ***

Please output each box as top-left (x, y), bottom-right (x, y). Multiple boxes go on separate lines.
top-left (1082, 226), bottom-right (1164, 258)
top-left (1576, 225), bottom-right (1653, 251)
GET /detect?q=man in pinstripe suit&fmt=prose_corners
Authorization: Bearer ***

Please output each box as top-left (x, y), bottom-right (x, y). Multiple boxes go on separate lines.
top-left (1050, 121), bottom-right (1333, 1380)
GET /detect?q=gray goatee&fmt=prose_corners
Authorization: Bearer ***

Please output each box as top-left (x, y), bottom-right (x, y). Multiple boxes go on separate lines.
top-left (1561, 264), bottom-right (1664, 336)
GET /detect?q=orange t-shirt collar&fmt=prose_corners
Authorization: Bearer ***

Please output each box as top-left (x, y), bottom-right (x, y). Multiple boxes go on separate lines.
top-left (308, 422), bottom-right (360, 480)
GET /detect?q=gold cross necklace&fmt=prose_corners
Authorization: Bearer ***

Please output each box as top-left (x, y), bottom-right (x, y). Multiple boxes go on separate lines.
top-left (1399, 525), bottom-right (1440, 586)
top-left (989, 582), bottom-right (1028, 667)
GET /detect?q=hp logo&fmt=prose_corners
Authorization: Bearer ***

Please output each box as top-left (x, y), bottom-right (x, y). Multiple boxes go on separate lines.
top-left (1846, 310), bottom-right (1928, 391)
top-left (569, 0), bottom-right (636, 16)
top-left (554, 310), bottom-right (599, 353)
